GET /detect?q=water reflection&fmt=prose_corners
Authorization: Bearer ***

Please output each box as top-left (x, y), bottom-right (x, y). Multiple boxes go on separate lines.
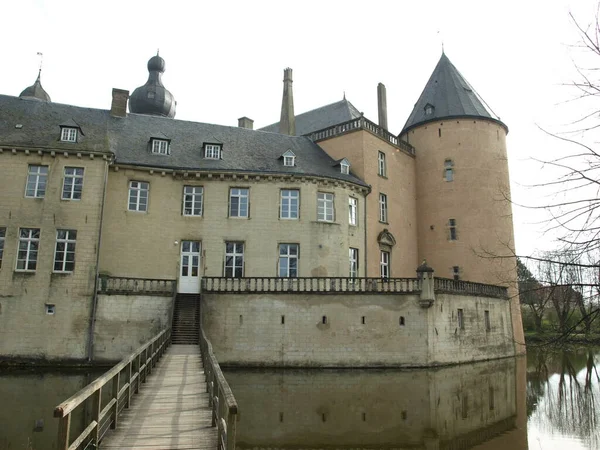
top-left (224, 357), bottom-right (528, 449)
top-left (527, 347), bottom-right (600, 450)
top-left (0, 369), bottom-right (105, 450)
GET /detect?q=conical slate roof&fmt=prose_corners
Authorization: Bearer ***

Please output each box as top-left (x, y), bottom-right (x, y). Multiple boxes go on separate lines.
top-left (402, 53), bottom-right (506, 134)
top-left (19, 70), bottom-right (51, 102)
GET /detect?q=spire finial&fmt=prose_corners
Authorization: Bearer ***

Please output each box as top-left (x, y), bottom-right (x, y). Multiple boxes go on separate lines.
top-left (157, 48), bottom-right (160, 56)
top-left (36, 52), bottom-right (43, 79)
top-left (343, 91), bottom-right (346, 100)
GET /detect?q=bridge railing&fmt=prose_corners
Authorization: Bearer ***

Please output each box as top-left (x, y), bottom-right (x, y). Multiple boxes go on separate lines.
top-left (199, 315), bottom-right (238, 450)
top-left (434, 277), bottom-right (509, 299)
top-left (201, 277), bottom-right (420, 294)
top-left (98, 275), bottom-right (176, 296)
top-left (53, 329), bottom-right (170, 450)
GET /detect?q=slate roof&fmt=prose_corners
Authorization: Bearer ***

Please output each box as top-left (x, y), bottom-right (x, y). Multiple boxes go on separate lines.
top-left (19, 71), bottom-right (51, 102)
top-left (260, 98), bottom-right (362, 136)
top-left (0, 95), bottom-right (368, 187)
top-left (402, 53), bottom-right (507, 134)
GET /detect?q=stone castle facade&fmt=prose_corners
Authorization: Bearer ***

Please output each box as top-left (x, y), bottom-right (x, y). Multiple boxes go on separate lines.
top-left (0, 53), bottom-right (524, 364)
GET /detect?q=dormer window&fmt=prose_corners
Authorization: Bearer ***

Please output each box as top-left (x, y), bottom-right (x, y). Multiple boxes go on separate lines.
top-left (152, 139), bottom-right (170, 155)
top-left (204, 144), bottom-right (222, 159)
top-left (424, 103), bottom-right (435, 116)
top-left (61, 127), bottom-right (78, 142)
top-left (282, 150), bottom-right (296, 167)
top-left (340, 158), bottom-right (350, 175)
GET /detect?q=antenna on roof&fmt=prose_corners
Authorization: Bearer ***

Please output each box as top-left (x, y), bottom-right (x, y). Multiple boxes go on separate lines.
top-left (36, 52), bottom-right (43, 74)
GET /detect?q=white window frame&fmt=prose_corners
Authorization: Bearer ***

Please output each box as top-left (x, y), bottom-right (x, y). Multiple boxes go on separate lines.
top-left (279, 243), bottom-right (299, 278)
top-left (61, 127), bottom-right (78, 142)
top-left (25, 165), bottom-right (48, 198)
top-left (349, 197), bottom-right (358, 226)
top-left (280, 189), bottom-right (299, 219)
top-left (349, 248), bottom-right (359, 278)
top-left (62, 167), bottom-right (84, 200)
top-left (0, 227), bottom-right (5, 269)
top-left (224, 242), bottom-right (244, 277)
top-left (317, 192), bottom-right (334, 222)
top-left (449, 219), bottom-right (457, 241)
top-left (283, 155), bottom-right (295, 166)
top-left (380, 251), bottom-right (390, 278)
top-left (378, 151), bottom-right (386, 177)
top-left (16, 228), bottom-right (40, 271)
top-left (229, 188), bottom-right (249, 218)
top-left (340, 161), bottom-right (350, 174)
top-left (128, 181), bottom-right (149, 212)
top-left (425, 104), bottom-right (434, 116)
top-left (151, 139), bottom-right (170, 155)
top-left (54, 229), bottom-right (77, 273)
top-left (183, 186), bottom-right (203, 216)
top-left (379, 193), bottom-right (388, 223)
top-left (204, 144), bottom-right (221, 159)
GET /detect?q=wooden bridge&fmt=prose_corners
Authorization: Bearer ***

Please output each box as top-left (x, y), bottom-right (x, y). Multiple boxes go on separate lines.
top-left (54, 328), bottom-right (237, 450)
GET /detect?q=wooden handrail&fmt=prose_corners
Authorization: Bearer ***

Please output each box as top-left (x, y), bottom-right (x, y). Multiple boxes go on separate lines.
top-left (54, 329), bottom-right (171, 450)
top-left (199, 309), bottom-right (238, 450)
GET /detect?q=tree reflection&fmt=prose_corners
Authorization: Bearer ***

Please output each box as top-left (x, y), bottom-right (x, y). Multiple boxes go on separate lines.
top-left (527, 348), bottom-right (600, 448)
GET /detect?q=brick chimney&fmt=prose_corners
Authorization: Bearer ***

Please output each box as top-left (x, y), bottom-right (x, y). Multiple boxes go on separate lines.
top-left (377, 82), bottom-right (388, 130)
top-left (279, 68), bottom-right (296, 135)
top-left (238, 117), bottom-right (254, 130)
top-left (111, 88), bottom-right (129, 118)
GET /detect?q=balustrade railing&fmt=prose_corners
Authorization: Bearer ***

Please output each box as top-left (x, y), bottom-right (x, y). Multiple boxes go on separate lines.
top-left (98, 275), bottom-right (176, 296)
top-left (199, 316), bottom-right (238, 450)
top-left (54, 329), bottom-right (170, 450)
top-left (434, 277), bottom-right (509, 299)
top-left (201, 277), bottom-right (420, 294)
top-left (305, 117), bottom-right (416, 155)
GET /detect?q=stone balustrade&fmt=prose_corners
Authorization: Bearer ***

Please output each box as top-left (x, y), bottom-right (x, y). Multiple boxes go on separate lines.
top-left (98, 275), bottom-right (176, 296)
top-left (434, 277), bottom-right (509, 299)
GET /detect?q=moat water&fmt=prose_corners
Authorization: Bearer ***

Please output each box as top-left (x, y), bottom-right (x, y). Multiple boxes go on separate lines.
top-left (0, 348), bottom-right (598, 450)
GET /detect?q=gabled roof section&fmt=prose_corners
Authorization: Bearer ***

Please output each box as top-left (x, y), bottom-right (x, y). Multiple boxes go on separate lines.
top-left (260, 98), bottom-right (362, 136)
top-left (402, 53), bottom-right (507, 134)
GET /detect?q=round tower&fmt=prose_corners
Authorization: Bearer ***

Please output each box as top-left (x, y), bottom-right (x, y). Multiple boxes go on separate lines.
top-left (400, 53), bottom-right (524, 351)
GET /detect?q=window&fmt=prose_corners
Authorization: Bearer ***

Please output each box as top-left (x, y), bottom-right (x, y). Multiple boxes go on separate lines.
top-left (485, 310), bottom-right (491, 331)
top-left (453, 265), bottom-right (460, 280)
top-left (340, 160), bottom-right (350, 174)
top-left (229, 188), bottom-right (249, 218)
top-left (25, 165), bottom-right (48, 198)
top-left (378, 151), bottom-right (386, 177)
top-left (54, 229), bottom-right (76, 272)
top-left (282, 150), bottom-right (296, 167)
top-left (348, 197), bottom-right (358, 226)
top-left (204, 144), bottom-right (221, 159)
top-left (183, 186), bottom-right (203, 216)
top-left (457, 309), bottom-right (464, 330)
top-left (280, 189), bottom-right (299, 219)
top-left (349, 248), bottom-right (358, 278)
top-left (444, 159), bottom-right (454, 182)
top-left (380, 251), bottom-right (390, 278)
top-left (151, 139), bottom-right (169, 155)
top-left (128, 181), bottom-right (149, 212)
top-left (279, 244), bottom-right (299, 277)
top-left (379, 193), bottom-right (388, 223)
top-left (224, 242), bottom-right (244, 277)
top-left (62, 167), bottom-right (84, 200)
top-left (16, 228), bottom-right (40, 271)
top-left (449, 219), bottom-right (457, 240)
top-left (60, 127), bottom-right (78, 142)
top-left (0, 227), bottom-right (5, 269)
top-left (424, 104), bottom-right (434, 116)
top-left (317, 192), bottom-right (334, 222)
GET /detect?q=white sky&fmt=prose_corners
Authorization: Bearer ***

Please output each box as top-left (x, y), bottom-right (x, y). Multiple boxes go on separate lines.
top-left (2, 0), bottom-right (598, 258)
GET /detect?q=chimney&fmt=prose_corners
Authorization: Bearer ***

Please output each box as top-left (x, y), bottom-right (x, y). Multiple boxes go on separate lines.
top-left (279, 68), bottom-right (296, 135)
top-left (238, 117), bottom-right (254, 130)
top-left (377, 82), bottom-right (388, 130)
top-left (111, 88), bottom-right (129, 118)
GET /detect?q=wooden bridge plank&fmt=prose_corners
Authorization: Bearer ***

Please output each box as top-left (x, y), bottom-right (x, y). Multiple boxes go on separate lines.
top-left (100, 344), bottom-right (217, 449)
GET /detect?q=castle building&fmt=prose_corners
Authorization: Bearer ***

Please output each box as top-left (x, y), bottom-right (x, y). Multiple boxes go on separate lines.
top-left (0, 52), bottom-right (524, 363)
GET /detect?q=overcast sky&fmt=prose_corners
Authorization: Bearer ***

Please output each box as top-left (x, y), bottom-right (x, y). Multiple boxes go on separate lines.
top-left (3, 0), bottom-right (598, 259)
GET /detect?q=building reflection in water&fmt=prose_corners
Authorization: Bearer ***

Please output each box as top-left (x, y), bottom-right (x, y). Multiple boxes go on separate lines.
top-left (224, 357), bottom-right (528, 450)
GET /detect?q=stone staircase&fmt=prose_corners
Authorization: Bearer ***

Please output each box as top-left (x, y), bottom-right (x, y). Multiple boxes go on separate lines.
top-left (171, 294), bottom-right (200, 344)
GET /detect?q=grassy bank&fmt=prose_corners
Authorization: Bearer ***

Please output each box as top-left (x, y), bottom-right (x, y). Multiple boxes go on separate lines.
top-left (525, 331), bottom-right (600, 345)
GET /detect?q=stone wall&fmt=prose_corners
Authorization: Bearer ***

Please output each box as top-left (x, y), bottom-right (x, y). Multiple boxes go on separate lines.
top-left (92, 293), bottom-right (174, 362)
top-left (202, 290), bottom-right (515, 367)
